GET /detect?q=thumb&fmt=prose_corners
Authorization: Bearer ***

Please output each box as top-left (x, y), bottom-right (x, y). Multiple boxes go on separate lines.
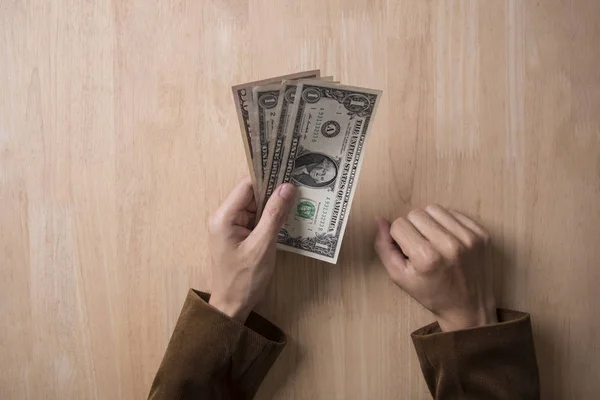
top-left (250, 183), bottom-right (297, 244)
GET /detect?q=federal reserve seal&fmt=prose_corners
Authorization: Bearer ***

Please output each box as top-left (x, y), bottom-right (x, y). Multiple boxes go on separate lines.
top-left (321, 120), bottom-right (341, 138)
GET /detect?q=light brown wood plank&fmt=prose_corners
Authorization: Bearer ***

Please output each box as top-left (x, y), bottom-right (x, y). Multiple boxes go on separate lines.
top-left (1, 0), bottom-right (599, 398)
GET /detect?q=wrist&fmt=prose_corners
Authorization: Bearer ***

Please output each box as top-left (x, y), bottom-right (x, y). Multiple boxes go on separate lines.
top-left (209, 294), bottom-right (250, 323)
top-left (437, 308), bottom-right (498, 332)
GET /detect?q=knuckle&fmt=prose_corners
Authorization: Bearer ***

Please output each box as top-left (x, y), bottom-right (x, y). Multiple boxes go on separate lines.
top-left (463, 232), bottom-right (479, 248)
top-left (418, 243), bottom-right (440, 265)
top-left (386, 257), bottom-right (404, 272)
top-left (265, 204), bottom-right (282, 221)
top-left (444, 237), bottom-right (464, 258)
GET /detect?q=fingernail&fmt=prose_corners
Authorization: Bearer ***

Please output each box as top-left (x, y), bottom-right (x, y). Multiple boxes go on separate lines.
top-left (278, 183), bottom-right (296, 200)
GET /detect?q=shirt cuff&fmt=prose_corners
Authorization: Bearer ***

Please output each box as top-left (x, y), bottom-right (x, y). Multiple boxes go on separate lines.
top-left (193, 289), bottom-right (286, 346)
top-left (412, 309), bottom-right (530, 336)
top-left (410, 309), bottom-right (539, 399)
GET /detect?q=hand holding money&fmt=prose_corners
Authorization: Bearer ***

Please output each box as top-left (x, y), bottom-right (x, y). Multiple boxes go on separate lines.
top-left (233, 71), bottom-right (382, 263)
top-left (208, 177), bottom-right (297, 322)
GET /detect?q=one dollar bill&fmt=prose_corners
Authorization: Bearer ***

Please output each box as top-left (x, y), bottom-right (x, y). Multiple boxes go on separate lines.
top-left (266, 81), bottom-right (382, 263)
top-left (259, 77), bottom-right (336, 206)
top-left (261, 81), bottom-right (300, 208)
top-left (232, 70), bottom-right (320, 196)
top-left (252, 84), bottom-right (284, 190)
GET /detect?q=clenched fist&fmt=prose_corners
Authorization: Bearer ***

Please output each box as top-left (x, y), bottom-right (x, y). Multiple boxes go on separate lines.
top-left (208, 177), bottom-right (296, 322)
top-left (375, 204), bottom-right (497, 332)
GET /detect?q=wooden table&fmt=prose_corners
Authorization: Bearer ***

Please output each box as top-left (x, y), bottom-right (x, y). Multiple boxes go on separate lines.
top-left (1, 1), bottom-right (599, 399)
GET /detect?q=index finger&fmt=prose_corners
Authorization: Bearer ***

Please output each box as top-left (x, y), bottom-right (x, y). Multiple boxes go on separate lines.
top-left (389, 217), bottom-right (430, 261)
top-left (215, 176), bottom-right (256, 221)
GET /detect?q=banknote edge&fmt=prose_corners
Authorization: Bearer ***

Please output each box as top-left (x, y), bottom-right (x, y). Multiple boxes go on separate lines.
top-left (276, 243), bottom-right (337, 264)
top-left (274, 82), bottom-right (384, 262)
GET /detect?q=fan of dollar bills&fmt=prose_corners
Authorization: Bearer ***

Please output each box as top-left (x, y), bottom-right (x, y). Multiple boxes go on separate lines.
top-left (232, 70), bottom-right (382, 264)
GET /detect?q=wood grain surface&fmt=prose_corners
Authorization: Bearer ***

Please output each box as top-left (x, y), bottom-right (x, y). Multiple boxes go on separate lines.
top-left (1, 1), bottom-right (599, 399)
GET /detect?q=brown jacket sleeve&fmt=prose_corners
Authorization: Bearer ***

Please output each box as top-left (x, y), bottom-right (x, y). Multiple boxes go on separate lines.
top-left (411, 309), bottom-right (540, 399)
top-left (148, 289), bottom-right (286, 400)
